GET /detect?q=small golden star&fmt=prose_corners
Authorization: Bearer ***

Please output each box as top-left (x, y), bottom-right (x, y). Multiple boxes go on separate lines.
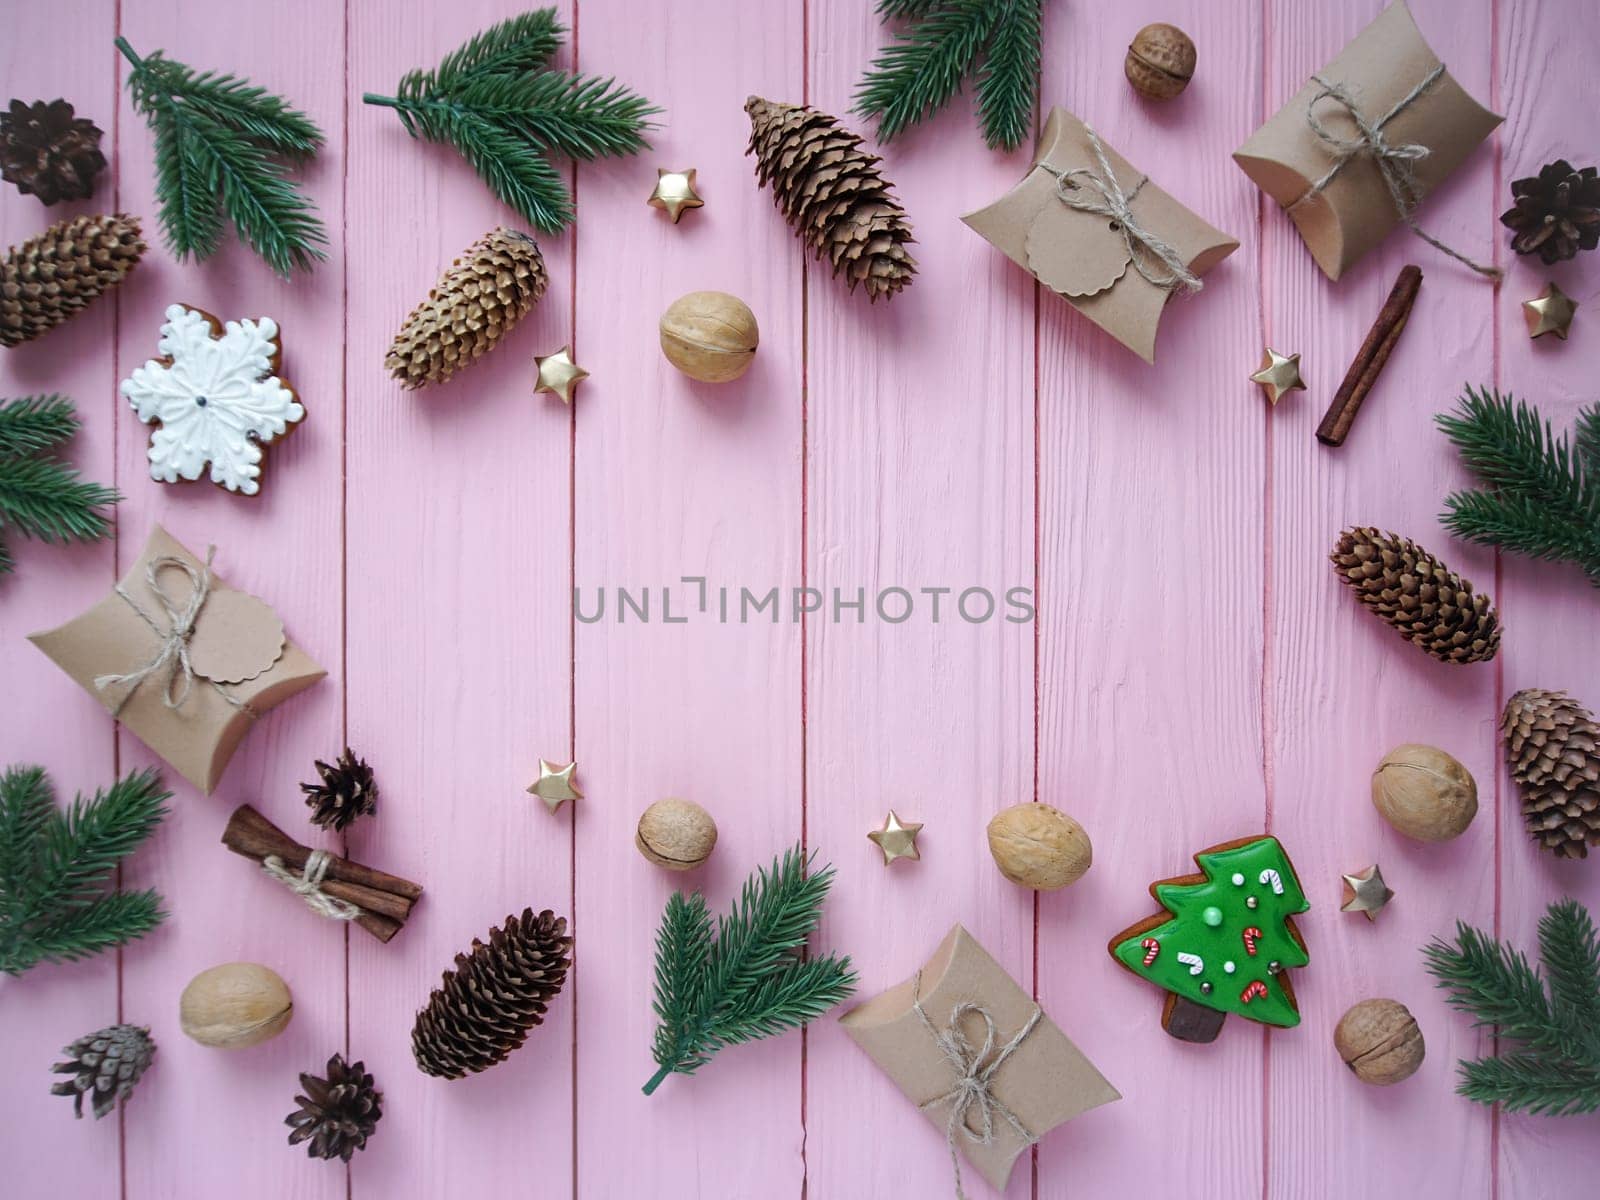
top-left (535, 346), bottom-right (589, 404)
top-left (1250, 348), bottom-right (1306, 406)
top-left (648, 168), bottom-right (704, 224)
top-left (1523, 283), bottom-right (1577, 340)
top-left (1340, 864), bottom-right (1394, 922)
top-left (527, 759), bottom-right (582, 813)
top-left (867, 809), bottom-right (923, 866)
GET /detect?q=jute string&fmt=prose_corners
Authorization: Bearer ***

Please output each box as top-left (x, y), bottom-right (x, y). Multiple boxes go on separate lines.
top-left (912, 970), bottom-right (1043, 1200)
top-left (1039, 124), bottom-right (1202, 294)
top-left (1288, 65), bottom-right (1500, 279)
top-left (262, 851), bottom-right (362, 921)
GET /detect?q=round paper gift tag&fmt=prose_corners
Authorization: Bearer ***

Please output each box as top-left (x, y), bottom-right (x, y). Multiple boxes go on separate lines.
top-left (187, 589), bottom-right (287, 684)
top-left (1025, 185), bottom-right (1132, 299)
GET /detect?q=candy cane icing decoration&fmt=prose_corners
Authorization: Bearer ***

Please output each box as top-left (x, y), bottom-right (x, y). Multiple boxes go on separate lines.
top-left (1258, 868), bottom-right (1284, 895)
top-left (1242, 926), bottom-right (1263, 957)
top-left (1176, 951), bottom-right (1204, 976)
top-left (1240, 980), bottom-right (1269, 1004)
top-left (1141, 937), bottom-right (1161, 966)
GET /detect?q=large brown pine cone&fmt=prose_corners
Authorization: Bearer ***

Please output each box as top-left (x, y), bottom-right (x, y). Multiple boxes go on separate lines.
top-left (1500, 160), bottom-right (1600, 265)
top-left (1329, 527), bottom-right (1500, 665)
top-left (0, 99), bottom-right (106, 205)
top-left (285, 1053), bottom-right (383, 1161)
top-left (50, 1024), bottom-right (155, 1120)
top-left (1, 212), bottom-right (145, 348)
top-left (385, 227), bottom-right (548, 389)
top-left (1502, 688), bottom-right (1600, 860)
top-left (411, 908), bottom-right (572, 1079)
top-left (745, 96), bottom-right (916, 302)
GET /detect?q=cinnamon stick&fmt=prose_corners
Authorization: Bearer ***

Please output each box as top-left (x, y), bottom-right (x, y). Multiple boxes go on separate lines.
top-left (1316, 264), bottom-right (1423, 447)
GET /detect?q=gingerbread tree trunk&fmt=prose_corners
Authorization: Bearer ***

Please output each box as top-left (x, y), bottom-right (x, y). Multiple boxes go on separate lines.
top-left (1108, 837), bottom-right (1310, 1044)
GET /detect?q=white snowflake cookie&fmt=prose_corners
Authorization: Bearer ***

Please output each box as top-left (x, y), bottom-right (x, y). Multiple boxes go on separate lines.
top-left (121, 304), bottom-right (304, 496)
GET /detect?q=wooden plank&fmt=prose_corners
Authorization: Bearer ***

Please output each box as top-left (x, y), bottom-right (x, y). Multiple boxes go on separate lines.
top-left (1033, 1), bottom-right (1268, 1195)
top-left (1494, 0), bottom-right (1600, 1189)
top-left (567, 1), bottom-right (807, 1193)
top-left (342, 3), bottom-right (576, 1196)
top-left (0, 3), bottom-right (121, 1195)
top-left (1263, 1), bottom-right (1496, 1196)
top-left (800, 3), bottom-right (1036, 1197)
top-left (111, 3), bottom-right (346, 1197)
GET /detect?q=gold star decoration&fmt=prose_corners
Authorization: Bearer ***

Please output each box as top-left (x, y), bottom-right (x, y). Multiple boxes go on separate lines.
top-left (1522, 283), bottom-right (1577, 340)
top-left (1340, 864), bottom-right (1394, 922)
top-left (1250, 348), bottom-right (1306, 406)
top-left (647, 168), bottom-right (704, 224)
top-left (534, 346), bottom-right (589, 404)
top-left (527, 759), bottom-right (582, 813)
top-left (867, 809), bottom-right (923, 865)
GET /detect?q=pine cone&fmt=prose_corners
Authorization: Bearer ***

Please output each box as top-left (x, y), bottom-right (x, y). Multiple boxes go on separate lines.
top-left (745, 96), bottom-right (916, 302)
top-left (2, 212), bottom-right (145, 349)
top-left (300, 747), bottom-right (378, 833)
top-left (1502, 688), bottom-right (1600, 860)
top-left (50, 1024), bottom-right (155, 1119)
top-left (1500, 160), bottom-right (1600, 264)
top-left (285, 1053), bottom-right (382, 1161)
top-left (1329, 527), bottom-right (1500, 665)
top-left (385, 227), bottom-right (548, 389)
top-left (412, 908), bottom-right (572, 1079)
top-left (0, 99), bottom-right (106, 205)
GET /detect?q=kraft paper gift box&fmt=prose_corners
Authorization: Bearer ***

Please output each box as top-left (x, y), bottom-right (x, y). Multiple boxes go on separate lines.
top-left (1233, 0), bottom-right (1502, 281)
top-left (962, 106), bottom-right (1238, 363)
top-left (840, 924), bottom-right (1119, 1194)
top-left (30, 525), bottom-right (326, 794)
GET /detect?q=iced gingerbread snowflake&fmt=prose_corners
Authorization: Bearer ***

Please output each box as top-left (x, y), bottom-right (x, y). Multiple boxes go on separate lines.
top-left (121, 304), bottom-right (304, 496)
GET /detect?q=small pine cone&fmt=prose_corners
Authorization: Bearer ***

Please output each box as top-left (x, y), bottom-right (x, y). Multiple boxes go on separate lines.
top-left (412, 908), bottom-right (572, 1079)
top-left (0, 98), bottom-right (107, 205)
top-left (1500, 160), bottom-right (1600, 265)
top-left (1330, 527), bottom-right (1500, 665)
top-left (2, 212), bottom-right (145, 349)
top-left (301, 747), bottom-right (378, 833)
top-left (1502, 688), bottom-right (1600, 860)
top-left (385, 227), bottom-right (548, 388)
top-left (51, 1024), bottom-right (155, 1120)
top-left (745, 96), bottom-right (916, 302)
top-left (285, 1053), bottom-right (382, 1162)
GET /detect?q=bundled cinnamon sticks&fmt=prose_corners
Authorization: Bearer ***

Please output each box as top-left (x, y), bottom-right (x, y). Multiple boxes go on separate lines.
top-left (1316, 265), bottom-right (1423, 447)
top-left (222, 805), bottom-right (422, 942)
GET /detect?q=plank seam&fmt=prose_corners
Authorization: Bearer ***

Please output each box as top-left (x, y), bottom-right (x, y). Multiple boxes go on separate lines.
top-left (111, 3), bottom-right (127, 1196)
top-left (569, 8), bottom-right (583, 1200)
top-left (1256, 1), bottom-right (1274, 1196)
top-left (1488, 0), bottom-right (1503, 1193)
top-left (799, 3), bottom-right (812, 1195)
top-left (339, 4), bottom-right (353, 1198)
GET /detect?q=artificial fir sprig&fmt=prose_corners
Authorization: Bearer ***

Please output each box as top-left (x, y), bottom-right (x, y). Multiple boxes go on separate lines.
top-left (0, 765), bottom-right (170, 977)
top-left (363, 9), bottom-right (658, 234)
top-left (855, 0), bottom-right (1045, 152)
top-left (1424, 899), bottom-right (1600, 1116)
top-left (116, 37), bottom-right (327, 277)
top-left (1436, 385), bottom-right (1600, 585)
top-left (0, 395), bottom-right (118, 577)
top-left (644, 845), bottom-right (856, 1095)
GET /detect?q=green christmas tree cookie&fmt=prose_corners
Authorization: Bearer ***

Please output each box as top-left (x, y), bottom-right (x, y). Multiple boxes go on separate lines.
top-left (1108, 836), bottom-right (1310, 1044)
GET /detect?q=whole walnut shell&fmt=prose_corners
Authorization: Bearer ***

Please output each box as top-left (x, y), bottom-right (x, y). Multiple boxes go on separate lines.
top-left (179, 962), bottom-right (293, 1049)
top-left (659, 290), bottom-right (759, 383)
top-left (636, 798), bottom-right (718, 871)
top-left (1125, 24), bottom-right (1197, 100)
top-left (1334, 998), bottom-right (1425, 1085)
top-left (1372, 744), bottom-right (1478, 842)
top-left (986, 803), bottom-right (1092, 891)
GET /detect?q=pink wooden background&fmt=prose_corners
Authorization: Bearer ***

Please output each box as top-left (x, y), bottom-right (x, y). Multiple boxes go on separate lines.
top-left (2, 1), bottom-right (1597, 1195)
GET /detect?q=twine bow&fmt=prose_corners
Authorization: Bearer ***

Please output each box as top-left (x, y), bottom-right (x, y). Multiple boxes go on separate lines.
top-left (1041, 124), bottom-right (1202, 294)
top-left (1291, 66), bottom-right (1500, 280)
top-left (913, 972), bottom-right (1043, 1200)
top-left (262, 851), bottom-right (363, 922)
top-left (93, 548), bottom-right (245, 713)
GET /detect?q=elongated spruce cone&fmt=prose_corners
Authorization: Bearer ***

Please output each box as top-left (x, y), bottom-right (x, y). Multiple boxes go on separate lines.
top-left (2, 212), bottom-right (144, 348)
top-left (1330, 527), bottom-right (1500, 665)
top-left (1503, 688), bottom-right (1600, 860)
top-left (51, 1024), bottom-right (155, 1119)
top-left (745, 96), bottom-right (916, 302)
top-left (385, 227), bottom-right (547, 388)
top-left (412, 908), bottom-right (571, 1079)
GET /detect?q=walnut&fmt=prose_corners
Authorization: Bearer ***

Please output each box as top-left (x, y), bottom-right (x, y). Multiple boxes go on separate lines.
top-left (659, 291), bottom-right (759, 383)
top-left (1372, 744), bottom-right (1478, 842)
top-left (636, 798), bottom-right (718, 871)
top-left (1334, 998), bottom-right (1425, 1085)
top-left (1125, 24), bottom-right (1196, 101)
top-left (179, 962), bottom-right (293, 1049)
top-left (986, 803), bottom-right (1091, 891)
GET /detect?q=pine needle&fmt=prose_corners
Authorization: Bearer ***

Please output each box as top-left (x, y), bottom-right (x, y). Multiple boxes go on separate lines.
top-left (0, 395), bottom-right (118, 577)
top-left (363, 9), bottom-right (657, 235)
top-left (644, 846), bottom-right (856, 1095)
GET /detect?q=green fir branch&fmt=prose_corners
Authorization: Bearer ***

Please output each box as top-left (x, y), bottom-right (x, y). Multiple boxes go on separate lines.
top-left (644, 846), bottom-right (856, 1095)
top-left (118, 37), bottom-right (327, 277)
top-left (1424, 899), bottom-right (1600, 1115)
top-left (364, 9), bottom-right (658, 235)
top-left (1575, 404), bottom-right (1600, 480)
top-left (0, 395), bottom-right (78, 457)
top-left (975, 0), bottom-right (1044, 152)
top-left (0, 396), bottom-right (118, 578)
